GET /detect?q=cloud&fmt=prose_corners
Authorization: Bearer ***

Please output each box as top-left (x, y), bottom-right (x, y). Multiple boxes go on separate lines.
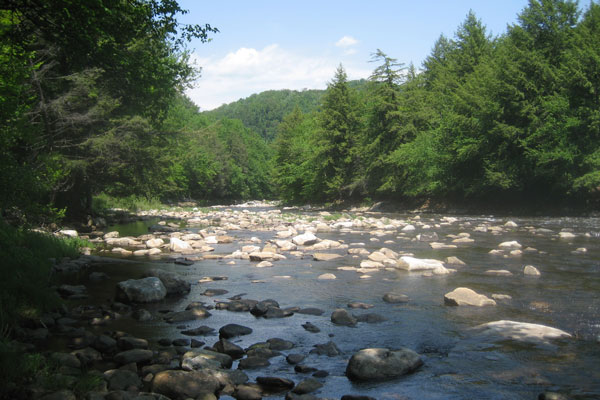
top-left (335, 36), bottom-right (359, 48)
top-left (186, 45), bottom-right (369, 111)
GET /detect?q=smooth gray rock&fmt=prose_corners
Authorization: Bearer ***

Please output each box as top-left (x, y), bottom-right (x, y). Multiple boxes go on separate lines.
top-left (346, 347), bottom-right (423, 381)
top-left (219, 323), bottom-right (253, 339)
top-left (104, 368), bottom-right (142, 390)
top-left (291, 378), bottom-right (323, 394)
top-left (114, 349), bottom-right (153, 365)
top-left (116, 277), bottom-right (167, 303)
top-left (151, 370), bottom-right (220, 400)
top-left (331, 309), bottom-right (357, 326)
top-left (238, 356), bottom-right (271, 370)
top-left (142, 269), bottom-right (191, 295)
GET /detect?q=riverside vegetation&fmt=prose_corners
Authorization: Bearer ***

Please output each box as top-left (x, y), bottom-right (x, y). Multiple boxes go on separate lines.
top-left (1, 0), bottom-right (600, 398)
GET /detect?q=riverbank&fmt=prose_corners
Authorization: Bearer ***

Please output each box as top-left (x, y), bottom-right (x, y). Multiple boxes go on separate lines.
top-left (4, 204), bottom-right (599, 399)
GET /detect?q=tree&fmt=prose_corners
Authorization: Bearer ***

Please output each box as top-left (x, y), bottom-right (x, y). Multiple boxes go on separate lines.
top-left (313, 65), bottom-right (361, 201)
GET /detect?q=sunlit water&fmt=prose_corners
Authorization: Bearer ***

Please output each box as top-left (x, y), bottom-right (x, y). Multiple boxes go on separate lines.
top-left (67, 209), bottom-right (600, 399)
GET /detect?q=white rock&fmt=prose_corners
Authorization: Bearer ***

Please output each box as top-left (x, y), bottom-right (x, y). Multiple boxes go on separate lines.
top-left (445, 256), bottom-right (466, 266)
top-left (559, 232), bottom-right (576, 239)
top-left (360, 260), bottom-right (384, 269)
top-left (292, 232), bottom-right (318, 246)
top-left (148, 248), bottom-right (162, 255)
top-left (256, 261), bottom-right (273, 268)
top-left (242, 245), bottom-right (260, 253)
top-left (523, 265), bottom-right (541, 276)
top-left (504, 221), bottom-right (518, 228)
top-left (430, 242), bottom-right (457, 249)
top-left (498, 241), bottom-right (522, 249)
top-left (396, 256), bottom-right (445, 271)
top-left (485, 269), bottom-right (513, 276)
top-left (146, 238), bottom-right (164, 248)
top-left (444, 288), bottom-right (496, 306)
top-left (474, 320), bottom-right (571, 342)
top-left (170, 237), bottom-right (192, 252)
top-left (318, 273), bottom-right (336, 280)
top-left (492, 294), bottom-right (512, 300)
top-left (313, 253), bottom-right (342, 261)
top-left (104, 231), bottom-right (120, 239)
top-left (59, 229), bottom-right (78, 238)
top-left (401, 225), bottom-right (416, 232)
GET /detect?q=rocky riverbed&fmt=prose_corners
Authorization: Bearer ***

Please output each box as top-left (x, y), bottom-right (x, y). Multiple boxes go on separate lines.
top-left (17, 202), bottom-right (600, 399)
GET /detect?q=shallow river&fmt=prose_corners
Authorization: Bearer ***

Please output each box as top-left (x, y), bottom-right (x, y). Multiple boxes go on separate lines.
top-left (74, 207), bottom-right (600, 399)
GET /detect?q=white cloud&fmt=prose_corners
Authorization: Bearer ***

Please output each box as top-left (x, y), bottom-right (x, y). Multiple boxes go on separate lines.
top-left (335, 36), bottom-right (358, 48)
top-left (186, 45), bottom-right (369, 111)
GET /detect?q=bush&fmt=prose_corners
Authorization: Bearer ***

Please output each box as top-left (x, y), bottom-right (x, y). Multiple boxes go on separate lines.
top-left (92, 193), bottom-right (164, 213)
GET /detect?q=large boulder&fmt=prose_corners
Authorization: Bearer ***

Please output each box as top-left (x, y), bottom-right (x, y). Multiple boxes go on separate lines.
top-left (116, 277), bottom-right (167, 303)
top-left (169, 237), bottom-right (192, 252)
top-left (346, 347), bottom-right (423, 381)
top-left (292, 232), bottom-right (318, 246)
top-left (142, 269), bottom-right (190, 295)
top-left (151, 370), bottom-right (220, 400)
top-left (444, 287), bottom-right (496, 307)
top-left (396, 256), bottom-right (445, 271)
top-left (473, 320), bottom-right (571, 343)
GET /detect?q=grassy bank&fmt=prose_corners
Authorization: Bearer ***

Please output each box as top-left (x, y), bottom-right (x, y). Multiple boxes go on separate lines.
top-left (0, 221), bottom-right (87, 397)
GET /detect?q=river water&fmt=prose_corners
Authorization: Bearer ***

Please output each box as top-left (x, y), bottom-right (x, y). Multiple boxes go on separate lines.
top-left (75, 207), bottom-right (600, 399)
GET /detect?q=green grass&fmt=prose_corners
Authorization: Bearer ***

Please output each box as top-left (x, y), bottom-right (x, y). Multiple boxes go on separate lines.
top-left (323, 213), bottom-right (343, 221)
top-left (92, 193), bottom-right (164, 213)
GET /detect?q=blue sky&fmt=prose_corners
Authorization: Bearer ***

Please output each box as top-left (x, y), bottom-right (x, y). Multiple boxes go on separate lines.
top-left (178, 0), bottom-right (530, 110)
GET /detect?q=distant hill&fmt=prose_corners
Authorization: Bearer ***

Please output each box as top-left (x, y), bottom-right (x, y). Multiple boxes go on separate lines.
top-left (202, 80), bottom-right (367, 141)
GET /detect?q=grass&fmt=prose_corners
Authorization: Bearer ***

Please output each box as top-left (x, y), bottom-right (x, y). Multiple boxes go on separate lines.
top-left (92, 193), bottom-right (164, 213)
top-left (0, 221), bottom-right (90, 398)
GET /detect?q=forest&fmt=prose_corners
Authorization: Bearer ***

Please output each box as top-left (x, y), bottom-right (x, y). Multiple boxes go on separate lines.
top-left (2, 0), bottom-right (600, 226)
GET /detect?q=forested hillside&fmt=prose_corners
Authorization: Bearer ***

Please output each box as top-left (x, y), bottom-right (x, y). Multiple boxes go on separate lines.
top-left (273, 2), bottom-right (600, 208)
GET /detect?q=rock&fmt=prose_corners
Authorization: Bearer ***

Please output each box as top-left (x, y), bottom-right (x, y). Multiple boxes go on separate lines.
top-left (382, 293), bottom-right (409, 304)
top-left (354, 313), bottom-right (387, 323)
top-left (165, 308), bottom-right (211, 323)
top-left (59, 229), bottom-right (78, 238)
top-left (498, 241), bottom-right (522, 249)
top-left (331, 309), bottom-right (357, 326)
top-left (249, 252), bottom-right (285, 261)
top-left (294, 365), bottom-right (318, 374)
top-left (296, 307), bottom-right (324, 316)
top-left (256, 261), bottom-right (273, 268)
top-left (215, 338), bottom-right (245, 359)
top-left (312, 253), bottom-right (342, 261)
top-left (132, 308), bottom-right (153, 321)
top-left (93, 334), bottom-right (117, 353)
top-left (538, 392), bottom-right (570, 400)
top-left (116, 277), bottom-right (167, 303)
top-left (484, 269), bottom-right (513, 276)
top-left (118, 336), bottom-right (149, 350)
top-left (302, 322), bottom-right (320, 333)
top-left (169, 237), bottom-right (193, 252)
top-left (345, 347), bottom-right (423, 381)
top-left (246, 347), bottom-right (281, 359)
top-left (264, 307), bottom-right (291, 319)
top-left (429, 242), bottom-right (457, 249)
top-left (104, 231), bottom-right (119, 239)
top-left (396, 256), bottom-right (445, 271)
top-left (151, 370), bottom-right (220, 400)
top-left (142, 269), bottom-right (191, 295)
top-left (257, 376), bottom-right (295, 390)
top-left (114, 349), bottom-right (153, 365)
top-left (234, 384), bottom-right (263, 400)
top-left (183, 349), bottom-right (233, 369)
top-left (250, 299), bottom-right (280, 316)
top-left (559, 232), bottom-right (576, 239)
top-left (292, 232), bottom-right (318, 246)
top-left (492, 294), bottom-right (512, 300)
top-left (524, 265), bottom-right (541, 276)
top-left (317, 273), bottom-right (336, 280)
top-left (146, 238), bottom-right (164, 248)
top-left (341, 396), bottom-right (376, 400)
top-left (444, 288), bottom-right (496, 307)
top-left (50, 352), bottom-right (81, 369)
top-left (310, 341), bottom-right (341, 357)
top-left (202, 288), bottom-right (228, 296)
top-left (181, 325), bottom-right (215, 336)
top-left (291, 378), bottom-right (323, 394)
top-left (474, 320), bottom-right (572, 343)
top-left (238, 356), bottom-right (270, 369)
top-left (445, 256), bottom-right (466, 266)
top-left (286, 354), bottom-right (306, 365)
top-left (182, 354), bottom-right (222, 371)
top-left (89, 271), bottom-right (109, 281)
top-left (219, 324), bottom-right (253, 339)
top-left (104, 368), bottom-right (142, 390)
top-left (267, 338), bottom-right (294, 350)
top-left (504, 221), bottom-right (518, 228)
top-left (347, 302), bottom-right (373, 309)
top-left (57, 284), bottom-right (87, 298)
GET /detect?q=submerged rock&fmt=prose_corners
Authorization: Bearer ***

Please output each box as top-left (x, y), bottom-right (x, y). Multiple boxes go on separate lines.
top-left (346, 347), bottom-right (423, 381)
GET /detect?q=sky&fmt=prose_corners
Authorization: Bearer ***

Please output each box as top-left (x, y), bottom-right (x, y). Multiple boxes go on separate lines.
top-left (178, 0), bottom-right (531, 111)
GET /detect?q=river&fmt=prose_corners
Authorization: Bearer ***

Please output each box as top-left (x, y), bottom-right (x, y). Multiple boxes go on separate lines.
top-left (67, 205), bottom-right (600, 399)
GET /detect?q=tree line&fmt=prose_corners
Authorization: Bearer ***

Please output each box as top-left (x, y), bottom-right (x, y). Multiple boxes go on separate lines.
top-left (273, 0), bottom-right (600, 209)
top-left (1, 0), bottom-right (599, 225)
